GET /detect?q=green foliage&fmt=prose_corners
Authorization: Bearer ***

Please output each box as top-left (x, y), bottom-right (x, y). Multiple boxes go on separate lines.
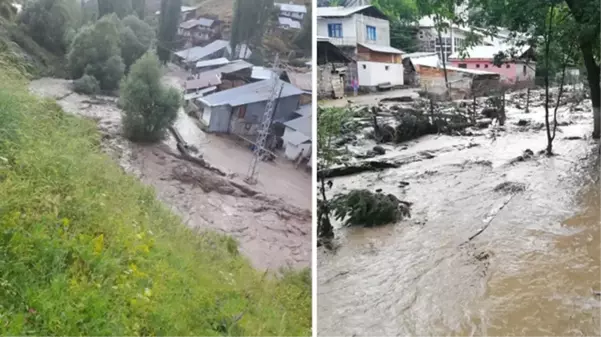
top-left (317, 106), bottom-right (350, 169)
top-left (293, 6), bottom-right (311, 54)
top-left (67, 14), bottom-right (125, 90)
top-left (19, 0), bottom-right (81, 55)
top-left (157, 0), bottom-right (181, 63)
top-left (230, 0), bottom-right (273, 58)
top-left (72, 74), bottom-right (100, 95)
top-left (330, 190), bottom-right (411, 227)
top-left (0, 55), bottom-right (310, 336)
top-left (120, 52), bottom-right (180, 142)
top-left (0, 0), bottom-right (17, 20)
top-left (98, 0), bottom-right (132, 19)
top-left (132, 0), bottom-right (145, 19)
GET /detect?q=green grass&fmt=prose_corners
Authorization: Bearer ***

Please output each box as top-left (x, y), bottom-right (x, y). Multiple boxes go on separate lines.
top-left (0, 62), bottom-right (311, 335)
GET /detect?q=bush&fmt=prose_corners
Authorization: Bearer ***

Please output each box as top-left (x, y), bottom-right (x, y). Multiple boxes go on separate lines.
top-left (121, 52), bottom-right (180, 142)
top-left (19, 0), bottom-right (80, 54)
top-left (73, 74), bottom-right (100, 95)
top-left (330, 189), bottom-right (411, 227)
top-left (0, 54), bottom-right (310, 336)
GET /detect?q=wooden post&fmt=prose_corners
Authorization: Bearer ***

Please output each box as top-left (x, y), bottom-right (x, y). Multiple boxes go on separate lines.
top-left (525, 87), bottom-right (531, 113)
top-left (472, 94), bottom-right (477, 124)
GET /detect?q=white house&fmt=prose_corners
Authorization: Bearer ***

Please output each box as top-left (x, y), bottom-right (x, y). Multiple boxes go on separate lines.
top-left (275, 3), bottom-right (307, 21)
top-left (316, 5), bottom-right (391, 49)
top-left (282, 106), bottom-right (311, 161)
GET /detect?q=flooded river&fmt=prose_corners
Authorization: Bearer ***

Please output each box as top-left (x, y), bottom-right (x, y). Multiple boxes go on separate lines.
top-left (317, 93), bottom-right (600, 336)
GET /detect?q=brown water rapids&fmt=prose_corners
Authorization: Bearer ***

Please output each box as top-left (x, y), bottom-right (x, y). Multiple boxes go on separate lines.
top-left (318, 95), bottom-right (600, 336)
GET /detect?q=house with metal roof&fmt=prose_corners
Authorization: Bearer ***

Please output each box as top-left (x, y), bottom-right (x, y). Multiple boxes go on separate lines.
top-left (275, 3), bottom-right (307, 21)
top-left (195, 79), bottom-right (304, 135)
top-left (281, 108), bottom-right (312, 161)
top-left (174, 40), bottom-right (252, 67)
top-left (278, 16), bottom-right (302, 29)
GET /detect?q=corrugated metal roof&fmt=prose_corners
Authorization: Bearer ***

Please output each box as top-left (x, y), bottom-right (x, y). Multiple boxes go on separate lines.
top-left (200, 59), bottom-right (253, 77)
top-left (180, 19), bottom-right (201, 30)
top-left (198, 79), bottom-right (304, 107)
top-left (284, 114), bottom-right (312, 137)
top-left (276, 3), bottom-right (307, 13)
top-left (251, 66), bottom-right (277, 80)
top-left (411, 55), bottom-right (441, 67)
top-left (155, 5), bottom-right (197, 15)
top-left (403, 52), bottom-right (438, 59)
top-left (278, 17), bottom-right (302, 29)
top-left (317, 5), bottom-right (372, 17)
top-left (175, 40), bottom-right (230, 62)
top-left (184, 74), bottom-right (222, 90)
top-left (358, 43), bottom-right (403, 54)
top-left (195, 57), bottom-right (230, 69)
top-left (419, 63), bottom-right (500, 76)
top-left (295, 104), bottom-right (311, 116)
top-left (226, 44), bottom-right (252, 59)
top-left (197, 17), bottom-right (215, 27)
top-left (183, 86), bottom-right (218, 101)
top-left (285, 129), bottom-right (311, 145)
top-left (287, 71), bottom-right (312, 92)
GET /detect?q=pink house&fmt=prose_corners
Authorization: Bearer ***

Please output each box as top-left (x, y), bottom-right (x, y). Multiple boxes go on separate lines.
top-left (448, 45), bottom-right (536, 85)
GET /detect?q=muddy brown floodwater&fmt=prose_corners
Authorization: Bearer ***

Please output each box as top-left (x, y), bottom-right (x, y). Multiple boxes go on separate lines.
top-left (318, 90), bottom-right (600, 336)
top-left (29, 77), bottom-right (311, 271)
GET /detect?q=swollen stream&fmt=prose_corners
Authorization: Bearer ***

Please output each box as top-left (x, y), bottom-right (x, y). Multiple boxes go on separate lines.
top-left (317, 101), bottom-right (600, 336)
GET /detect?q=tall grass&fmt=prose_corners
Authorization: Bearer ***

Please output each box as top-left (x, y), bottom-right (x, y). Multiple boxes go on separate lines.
top-left (0, 63), bottom-right (310, 335)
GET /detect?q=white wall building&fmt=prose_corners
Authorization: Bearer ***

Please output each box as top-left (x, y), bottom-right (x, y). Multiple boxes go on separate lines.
top-left (282, 111), bottom-right (311, 161)
top-left (275, 3), bottom-right (307, 21)
top-left (316, 5), bottom-right (391, 49)
top-left (357, 61), bottom-right (403, 87)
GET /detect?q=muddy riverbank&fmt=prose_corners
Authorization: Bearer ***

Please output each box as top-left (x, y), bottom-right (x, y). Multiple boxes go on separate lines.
top-left (318, 88), bottom-right (599, 336)
top-left (29, 77), bottom-right (311, 271)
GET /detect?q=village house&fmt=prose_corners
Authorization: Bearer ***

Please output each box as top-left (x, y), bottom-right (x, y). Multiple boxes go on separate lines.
top-left (316, 5), bottom-right (403, 90)
top-left (448, 45), bottom-right (536, 85)
top-left (401, 52), bottom-right (439, 86)
top-left (281, 105), bottom-right (311, 161)
top-left (278, 17), bottom-right (302, 30)
top-left (275, 3), bottom-right (307, 21)
top-left (195, 79), bottom-right (304, 136)
top-left (188, 59), bottom-right (254, 91)
top-left (173, 40), bottom-right (252, 68)
top-left (317, 36), bottom-right (352, 99)
top-left (155, 5), bottom-right (199, 22)
top-left (178, 17), bottom-right (222, 44)
top-left (194, 58), bottom-right (230, 72)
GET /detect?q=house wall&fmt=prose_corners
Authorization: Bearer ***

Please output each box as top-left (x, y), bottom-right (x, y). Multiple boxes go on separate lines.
top-left (317, 16), bottom-right (357, 46)
top-left (418, 65), bottom-right (473, 97)
top-left (357, 61), bottom-right (403, 87)
top-left (356, 45), bottom-right (400, 63)
top-left (282, 127), bottom-right (311, 160)
top-left (449, 59), bottom-right (535, 84)
top-left (354, 14), bottom-right (390, 47)
top-left (417, 27), bottom-right (471, 61)
top-left (318, 63), bottom-right (346, 99)
top-left (281, 10), bottom-right (304, 20)
top-left (206, 105), bottom-right (232, 132)
top-left (224, 95), bottom-right (301, 136)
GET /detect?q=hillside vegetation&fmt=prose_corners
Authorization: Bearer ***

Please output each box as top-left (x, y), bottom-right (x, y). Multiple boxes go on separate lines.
top-left (0, 58), bottom-right (310, 335)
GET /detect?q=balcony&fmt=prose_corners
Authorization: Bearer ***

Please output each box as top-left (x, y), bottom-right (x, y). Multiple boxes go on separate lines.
top-left (325, 37), bottom-right (358, 47)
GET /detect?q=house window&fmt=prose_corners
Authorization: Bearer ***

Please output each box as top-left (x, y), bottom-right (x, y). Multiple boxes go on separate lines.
top-left (328, 23), bottom-right (342, 38)
top-left (366, 25), bottom-right (376, 41)
top-left (476, 64), bottom-right (480, 68)
top-left (523, 64), bottom-right (527, 75)
top-left (238, 105), bottom-right (246, 118)
top-left (385, 65), bottom-right (389, 70)
top-left (362, 64), bottom-right (367, 69)
top-left (458, 63), bottom-right (467, 68)
top-left (506, 64), bottom-right (510, 68)
top-left (484, 64), bottom-right (489, 68)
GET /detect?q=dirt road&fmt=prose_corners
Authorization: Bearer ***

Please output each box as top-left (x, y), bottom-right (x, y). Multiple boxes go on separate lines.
top-left (29, 77), bottom-right (311, 271)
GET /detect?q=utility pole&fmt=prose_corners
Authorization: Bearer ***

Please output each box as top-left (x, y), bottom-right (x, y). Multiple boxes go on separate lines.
top-left (245, 54), bottom-right (284, 185)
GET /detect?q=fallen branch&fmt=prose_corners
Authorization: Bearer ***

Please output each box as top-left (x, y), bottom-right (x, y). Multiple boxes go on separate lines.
top-left (464, 194), bottom-right (516, 243)
top-left (320, 160), bottom-right (401, 178)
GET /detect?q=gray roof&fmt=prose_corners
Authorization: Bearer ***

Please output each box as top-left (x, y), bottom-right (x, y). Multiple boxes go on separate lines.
top-left (295, 104), bottom-right (311, 116)
top-left (278, 16), bottom-right (302, 29)
top-left (180, 19), bottom-right (201, 30)
top-left (276, 3), bottom-right (307, 13)
top-left (284, 113), bottom-right (312, 137)
top-left (195, 57), bottom-right (230, 69)
top-left (317, 5), bottom-right (371, 17)
top-left (358, 43), bottom-right (403, 54)
top-left (285, 129), bottom-right (311, 145)
top-left (199, 59), bottom-right (253, 78)
top-left (197, 17), bottom-right (215, 27)
top-left (198, 79), bottom-right (304, 107)
top-left (175, 40), bottom-right (230, 62)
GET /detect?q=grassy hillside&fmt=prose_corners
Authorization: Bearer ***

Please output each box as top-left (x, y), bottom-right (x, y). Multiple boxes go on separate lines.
top-left (0, 59), bottom-right (310, 335)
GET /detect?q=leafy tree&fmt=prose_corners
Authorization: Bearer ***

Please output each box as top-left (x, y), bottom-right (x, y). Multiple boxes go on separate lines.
top-left (120, 52), bottom-right (181, 142)
top-left (372, 0), bottom-right (421, 52)
top-left (294, 6), bottom-right (312, 54)
top-left (67, 14), bottom-right (124, 90)
top-left (230, 0), bottom-right (273, 58)
top-left (73, 74), bottom-right (100, 95)
top-left (120, 15), bottom-right (154, 69)
top-left (19, 0), bottom-right (81, 54)
top-left (330, 190), bottom-right (411, 227)
top-left (0, 0), bottom-right (17, 20)
top-left (98, 0), bottom-right (132, 18)
top-left (157, 0), bottom-right (181, 64)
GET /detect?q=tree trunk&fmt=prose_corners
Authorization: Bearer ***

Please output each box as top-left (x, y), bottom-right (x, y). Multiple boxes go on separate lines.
top-left (525, 88), bottom-right (530, 113)
top-left (435, 22), bottom-right (449, 91)
top-left (317, 176), bottom-right (333, 239)
top-left (543, 5), bottom-right (554, 155)
top-left (579, 41), bottom-right (600, 139)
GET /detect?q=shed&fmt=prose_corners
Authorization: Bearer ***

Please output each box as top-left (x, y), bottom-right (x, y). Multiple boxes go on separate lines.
top-left (417, 63), bottom-right (501, 98)
top-left (282, 112), bottom-right (312, 161)
top-left (196, 79), bottom-right (304, 135)
top-left (174, 40), bottom-right (251, 66)
top-left (402, 52), bottom-right (438, 86)
top-left (317, 37), bottom-right (352, 99)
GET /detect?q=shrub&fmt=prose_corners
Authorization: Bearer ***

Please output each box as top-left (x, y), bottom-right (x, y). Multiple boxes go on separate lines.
top-left (330, 189), bottom-right (411, 227)
top-left (73, 74), bottom-right (100, 95)
top-left (120, 52), bottom-right (180, 142)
